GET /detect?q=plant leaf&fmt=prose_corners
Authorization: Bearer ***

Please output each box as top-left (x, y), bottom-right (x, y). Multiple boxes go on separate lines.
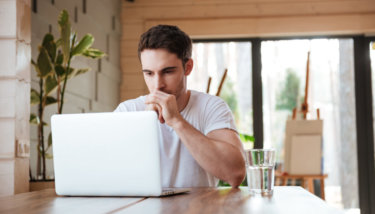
top-left (83, 48), bottom-right (106, 59)
top-left (30, 114), bottom-right (40, 125)
top-left (56, 39), bottom-right (62, 47)
top-left (239, 133), bottom-right (255, 143)
top-left (30, 89), bottom-right (40, 105)
top-left (55, 64), bottom-right (65, 77)
top-left (74, 68), bottom-right (90, 77)
top-left (65, 67), bottom-right (75, 79)
top-left (44, 75), bottom-right (58, 95)
top-left (30, 115), bottom-right (47, 125)
top-left (46, 132), bottom-right (53, 152)
top-left (58, 10), bottom-right (71, 64)
top-left (56, 51), bottom-right (63, 65)
top-left (48, 133), bottom-right (52, 147)
top-left (44, 96), bottom-right (57, 106)
top-left (31, 60), bottom-right (41, 77)
top-left (37, 47), bottom-right (53, 77)
top-left (42, 33), bottom-right (56, 62)
top-left (71, 34), bottom-right (94, 56)
top-left (45, 153), bottom-right (53, 159)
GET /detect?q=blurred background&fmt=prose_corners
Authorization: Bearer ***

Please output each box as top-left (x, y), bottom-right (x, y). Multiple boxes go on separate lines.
top-left (0, 0), bottom-right (374, 213)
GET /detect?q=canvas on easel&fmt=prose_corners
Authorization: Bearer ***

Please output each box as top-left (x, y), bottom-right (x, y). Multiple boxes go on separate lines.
top-left (283, 50), bottom-right (324, 175)
top-left (283, 120), bottom-right (323, 174)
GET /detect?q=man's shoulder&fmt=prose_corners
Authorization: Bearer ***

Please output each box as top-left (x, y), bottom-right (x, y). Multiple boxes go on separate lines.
top-left (191, 90), bottom-right (226, 105)
top-left (115, 95), bottom-right (146, 112)
top-left (188, 90), bottom-right (236, 135)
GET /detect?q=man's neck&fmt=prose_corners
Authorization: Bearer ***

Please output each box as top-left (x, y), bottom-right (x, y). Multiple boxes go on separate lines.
top-left (177, 90), bottom-right (191, 112)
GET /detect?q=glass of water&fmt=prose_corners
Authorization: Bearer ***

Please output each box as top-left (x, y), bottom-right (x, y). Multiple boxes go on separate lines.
top-left (245, 149), bottom-right (276, 195)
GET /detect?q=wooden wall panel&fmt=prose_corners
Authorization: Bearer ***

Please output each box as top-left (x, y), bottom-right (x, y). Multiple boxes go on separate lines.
top-left (120, 0), bottom-right (375, 100)
top-left (121, 40), bottom-right (139, 57)
top-left (122, 22), bottom-right (144, 40)
top-left (121, 57), bottom-right (141, 74)
top-left (122, 74), bottom-right (146, 91)
top-left (144, 13), bottom-right (375, 38)
top-left (123, 1), bottom-right (375, 20)
top-left (119, 89), bottom-right (145, 102)
top-left (124, 0), bottom-right (358, 7)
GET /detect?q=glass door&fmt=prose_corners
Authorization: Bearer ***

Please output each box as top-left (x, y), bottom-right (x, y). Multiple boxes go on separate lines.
top-left (261, 39), bottom-right (359, 213)
top-left (190, 41), bottom-right (253, 149)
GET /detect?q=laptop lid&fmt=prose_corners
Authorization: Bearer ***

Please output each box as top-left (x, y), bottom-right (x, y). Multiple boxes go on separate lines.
top-left (51, 111), bottom-right (163, 196)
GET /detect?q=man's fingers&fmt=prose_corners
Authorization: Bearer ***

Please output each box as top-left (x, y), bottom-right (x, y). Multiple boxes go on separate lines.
top-left (155, 104), bottom-right (165, 123)
top-left (145, 91), bottom-right (178, 125)
top-left (145, 103), bottom-right (165, 123)
top-left (145, 94), bottom-right (163, 105)
top-left (145, 103), bottom-right (157, 111)
top-left (146, 92), bottom-right (174, 107)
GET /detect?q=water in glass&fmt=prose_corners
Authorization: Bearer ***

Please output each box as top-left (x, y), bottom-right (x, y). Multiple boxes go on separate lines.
top-left (247, 165), bottom-right (275, 195)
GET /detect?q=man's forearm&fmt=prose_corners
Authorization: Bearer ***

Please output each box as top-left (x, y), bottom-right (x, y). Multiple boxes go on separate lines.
top-left (172, 118), bottom-right (246, 187)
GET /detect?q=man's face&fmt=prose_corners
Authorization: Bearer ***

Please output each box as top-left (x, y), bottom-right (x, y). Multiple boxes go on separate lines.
top-left (140, 49), bottom-right (192, 100)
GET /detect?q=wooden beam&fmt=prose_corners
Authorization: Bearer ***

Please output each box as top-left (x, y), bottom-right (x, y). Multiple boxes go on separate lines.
top-left (143, 13), bottom-right (375, 38)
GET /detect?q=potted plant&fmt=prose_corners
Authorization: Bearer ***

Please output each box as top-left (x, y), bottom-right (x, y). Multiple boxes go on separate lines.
top-left (29, 9), bottom-right (105, 189)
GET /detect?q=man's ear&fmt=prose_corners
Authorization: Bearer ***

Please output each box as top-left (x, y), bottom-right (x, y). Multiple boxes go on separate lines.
top-left (184, 59), bottom-right (193, 76)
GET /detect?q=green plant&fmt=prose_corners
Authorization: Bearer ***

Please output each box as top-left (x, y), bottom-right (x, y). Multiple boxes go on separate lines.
top-left (30, 10), bottom-right (105, 180)
top-left (276, 68), bottom-right (301, 112)
top-left (239, 133), bottom-right (255, 143)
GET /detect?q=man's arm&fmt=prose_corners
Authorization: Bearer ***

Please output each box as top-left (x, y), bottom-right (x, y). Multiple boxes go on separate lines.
top-left (146, 91), bottom-right (246, 187)
top-left (173, 119), bottom-right (246, 187)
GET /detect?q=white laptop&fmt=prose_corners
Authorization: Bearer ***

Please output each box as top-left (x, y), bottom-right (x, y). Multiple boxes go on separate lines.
top-left (51, 111), bottom-right (190, 196)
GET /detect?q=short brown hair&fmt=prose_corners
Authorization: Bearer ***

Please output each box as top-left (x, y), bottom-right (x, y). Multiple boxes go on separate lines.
top-left (138, 25), bottom-right (192, 65)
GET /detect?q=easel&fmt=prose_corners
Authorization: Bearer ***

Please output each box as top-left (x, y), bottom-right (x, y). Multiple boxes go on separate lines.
top-left (292, 51), bottom-right (320, 120)
top-left (278, 51), bottom-right (327, 200)
top-left (275, 173), bottom-right (328, 200)
top-left (206, 69), bottom-right (228, 96)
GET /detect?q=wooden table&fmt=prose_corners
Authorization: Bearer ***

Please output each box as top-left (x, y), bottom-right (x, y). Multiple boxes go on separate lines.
top-left (0, 187), bottom-right (343, 214)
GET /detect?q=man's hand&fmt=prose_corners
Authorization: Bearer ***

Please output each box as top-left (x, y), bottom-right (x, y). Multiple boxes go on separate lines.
top-left (145, 90), bottom-right (183, 126)
top-left (145, 103), bottom-right (165, 123)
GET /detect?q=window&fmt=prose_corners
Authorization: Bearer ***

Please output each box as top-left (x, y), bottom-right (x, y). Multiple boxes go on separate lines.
top-left (192, 38), bottom-right (361, 212)
top-left (190, 42), bottom-right (253, 149)
top-left (191, 37), bottom-right (374, 212)
top-left (261, 39), bottom-right (359, 212)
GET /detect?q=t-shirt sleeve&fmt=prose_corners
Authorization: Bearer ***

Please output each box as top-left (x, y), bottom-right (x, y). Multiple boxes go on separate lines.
top-left (203, 96), bottom-right (237, 135)
top-left (113, 96), bottom-right (146, 112)
top-left (113, 103), bottom-right (128, 112)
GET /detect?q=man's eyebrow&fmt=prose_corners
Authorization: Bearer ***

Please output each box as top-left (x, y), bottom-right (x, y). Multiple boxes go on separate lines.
top-left (161, 66), bottom-right (177, 71)
top-left (142, 67), bottom-right (177, 73)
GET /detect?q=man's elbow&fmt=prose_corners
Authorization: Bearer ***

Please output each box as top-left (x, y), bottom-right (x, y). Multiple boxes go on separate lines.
top-left (228, 165), bottom-right (246, 188)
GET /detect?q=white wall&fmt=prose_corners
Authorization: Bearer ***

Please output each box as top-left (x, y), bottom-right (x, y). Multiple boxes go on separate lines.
top-left (0, 0), bottom-right (31, 196)
top-left (30, 0), bottom-right (122, 179)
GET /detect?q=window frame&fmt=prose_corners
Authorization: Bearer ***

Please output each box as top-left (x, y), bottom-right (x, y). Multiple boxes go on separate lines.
top-left (193, 35), bottom-right (375, 214)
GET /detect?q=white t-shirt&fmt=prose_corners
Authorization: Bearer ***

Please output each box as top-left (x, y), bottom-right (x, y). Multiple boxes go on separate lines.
top-left (114, 90), bottom-right (237, 187)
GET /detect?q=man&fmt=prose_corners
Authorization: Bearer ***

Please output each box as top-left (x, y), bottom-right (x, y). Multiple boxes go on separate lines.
top-left (115, 25), bottom-right (246, 188)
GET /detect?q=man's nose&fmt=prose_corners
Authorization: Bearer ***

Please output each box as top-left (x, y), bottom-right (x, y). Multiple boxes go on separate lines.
top-left (155, 75), bottom-right (165, 90)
